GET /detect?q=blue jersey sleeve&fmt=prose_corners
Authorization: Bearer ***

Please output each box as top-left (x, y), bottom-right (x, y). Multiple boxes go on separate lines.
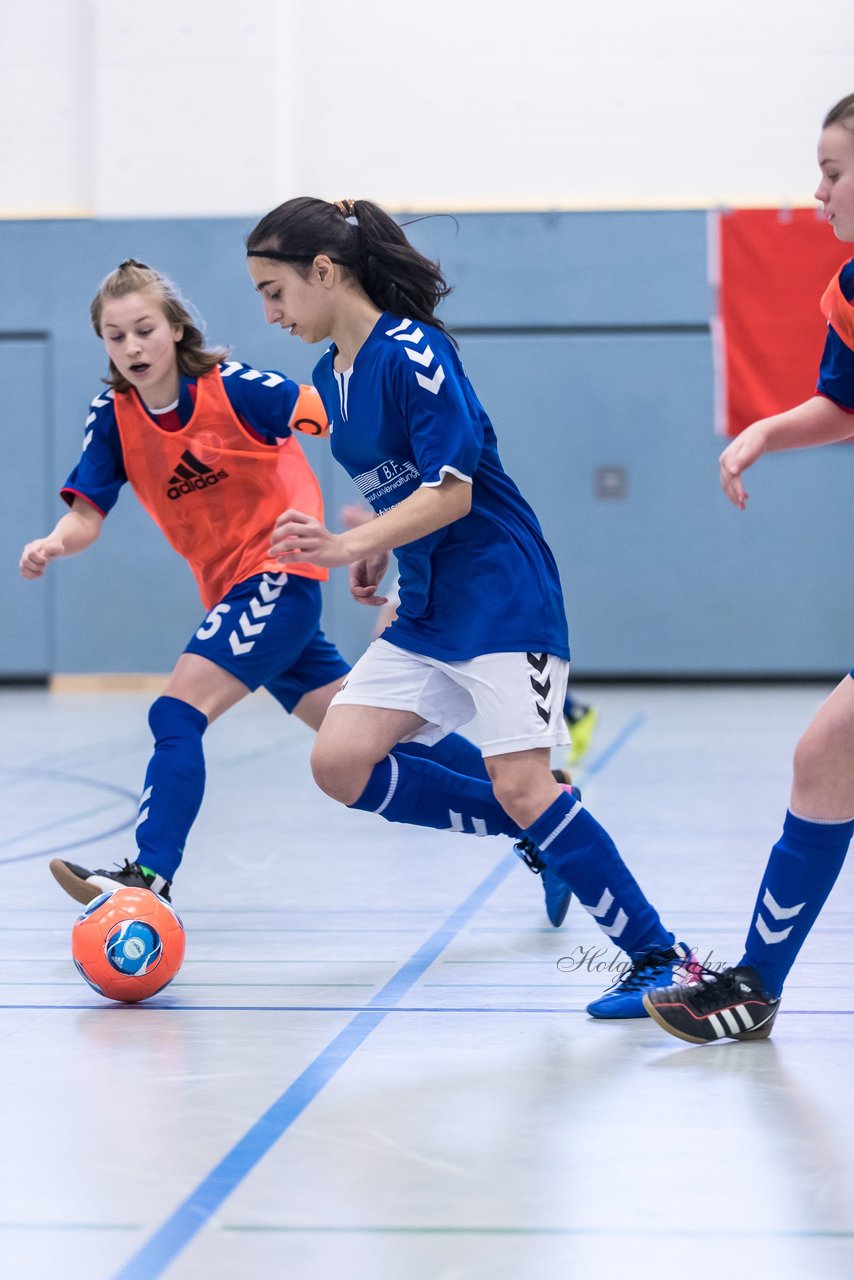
top-left (389, 325), bottom-right (483, 486)
top-left (817, 260), bottom-right (854, 412)
top-left (60, 389), bottom-right (127, 515)
top-left (218, 360), bottom-right (305, 442)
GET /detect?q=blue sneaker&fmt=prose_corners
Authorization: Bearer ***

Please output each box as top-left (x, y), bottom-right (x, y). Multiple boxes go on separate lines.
top-left (586, 941), bottom-right (694, 1019)
top-left (514, 837), bottom-right (573, 927)
top-left (542, 865), bottom-right (572, 928)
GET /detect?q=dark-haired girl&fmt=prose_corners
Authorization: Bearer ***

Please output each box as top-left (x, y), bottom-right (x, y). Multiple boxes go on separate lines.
top-left (22, 260), bottom-right (505, 908)
top-left (247, 198), bottom-right (690, 1017)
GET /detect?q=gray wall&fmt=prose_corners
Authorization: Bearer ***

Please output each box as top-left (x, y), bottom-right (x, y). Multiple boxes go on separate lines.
top-left (2, 212), bottom-right (851, 679)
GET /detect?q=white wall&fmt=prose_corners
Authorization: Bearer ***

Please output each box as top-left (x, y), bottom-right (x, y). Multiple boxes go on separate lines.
top-left (1, 0), bottom-right (853, 217)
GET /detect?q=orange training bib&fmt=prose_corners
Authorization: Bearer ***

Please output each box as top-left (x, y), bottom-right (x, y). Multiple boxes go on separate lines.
top-left (114, 367), bottom-right (327, 608)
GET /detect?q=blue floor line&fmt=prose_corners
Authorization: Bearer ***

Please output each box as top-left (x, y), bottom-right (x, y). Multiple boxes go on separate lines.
top-left (6, 710), bottom-right (645, 1280)
top-left (109, 851), bottom-right (519, 1280)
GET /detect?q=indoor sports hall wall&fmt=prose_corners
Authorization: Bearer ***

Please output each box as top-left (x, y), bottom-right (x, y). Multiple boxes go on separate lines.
top-left (3, 0), bottom-right (854, 678)
top-left (3, 210), bottom-right (854, 680)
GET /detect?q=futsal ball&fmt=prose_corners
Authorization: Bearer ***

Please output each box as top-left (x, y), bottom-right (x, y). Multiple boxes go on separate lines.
top-left (71, 886), bottom-right (185, 1003)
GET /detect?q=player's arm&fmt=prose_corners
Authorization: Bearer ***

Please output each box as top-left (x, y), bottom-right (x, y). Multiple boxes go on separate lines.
top-left (719, 395), bottom-right (854, 509)
top-left (270, 474), bottom-right (472, 568)
top-left (20, 497), bottom-right (105, 579)
top-left (288, 384), bottom-right (328, 436)
top-left (220, 363), bottom-right (329, 440)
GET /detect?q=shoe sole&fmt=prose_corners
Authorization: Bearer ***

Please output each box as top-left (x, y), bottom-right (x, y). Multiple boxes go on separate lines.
top-left (642, 993), bottom-right (779, 1044)
top-left (49, 859), bottom-right (107, 906)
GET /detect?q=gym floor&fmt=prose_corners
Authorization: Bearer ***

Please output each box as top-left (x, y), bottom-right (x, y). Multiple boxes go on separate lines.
top-left (1, 682), bottom-right (852, 1280)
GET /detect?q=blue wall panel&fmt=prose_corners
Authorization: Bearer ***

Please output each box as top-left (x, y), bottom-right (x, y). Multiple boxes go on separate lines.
top-left (0, 211), bottom-right (848, 678)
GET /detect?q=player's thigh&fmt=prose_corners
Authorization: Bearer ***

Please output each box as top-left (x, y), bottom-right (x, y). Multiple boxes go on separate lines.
top-left (311, 703), bottom-right (427, 802)
top-left (291, 677), bottom-right (348, 732)
top-left (455, 651), bottom-right (570, 757)
top-left (183, 574), bottom-right (324, 716)
top-left (328, 637), bottom-right (476, 748)
top-left (798, 671), bottom-right (854, 756)
top-left (792, 672), bottom-right (854, 813)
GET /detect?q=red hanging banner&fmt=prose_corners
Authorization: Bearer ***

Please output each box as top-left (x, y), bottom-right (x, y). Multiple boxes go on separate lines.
top-left (711, 208), bottom-right (849, 436)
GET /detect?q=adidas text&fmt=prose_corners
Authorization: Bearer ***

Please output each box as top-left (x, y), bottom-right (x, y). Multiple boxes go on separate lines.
top-left (167, 469), bottom-right (228, 500)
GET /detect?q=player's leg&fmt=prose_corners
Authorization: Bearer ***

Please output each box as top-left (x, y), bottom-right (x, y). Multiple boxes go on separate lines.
top-left (50, 572), bottom-right (317, 904)
top-left (310, 640), bottom-right (535, 839)
top-left (645, 672), bottom-right (854, 1043)
top-left (279, 639), bottom-right (495, 782)
top-left (469, 655), bottom-right (689, 1016)
top-left (49, 653), bottom-right (248, 904)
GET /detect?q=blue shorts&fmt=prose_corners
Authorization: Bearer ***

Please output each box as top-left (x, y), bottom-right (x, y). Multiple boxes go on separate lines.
top-left (184, 572), bottom-right (350, 713)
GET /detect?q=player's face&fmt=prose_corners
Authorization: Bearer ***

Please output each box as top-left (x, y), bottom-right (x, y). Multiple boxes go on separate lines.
top-left (248, 258), bottom-right (334, 345)
top-left (815, 124), bottom-right (854, 241)
top-left (100, 292), bottom-right (183, 405)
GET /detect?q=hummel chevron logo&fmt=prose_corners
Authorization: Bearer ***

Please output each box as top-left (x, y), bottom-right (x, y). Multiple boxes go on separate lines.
top-left (754, 888), bottom-right (806, 945)
top-left (526, 653), bottom-right (552, 723)
top-left (762, 888), bottom-right (806, 920)
top-left (404, 344), bottom-right (435, 367)
top-left (579, 887), bottom-right (628, 939)
top-left (238, 611), bottom-right (265, 638)
top-left (415, 367), bottom-right (445, 395)
top-left (259, 578), bottom-right (285, 604)
top-left (167, 449), bottom-right (228, 501)
top-left (229, 633), bottom-right (254, 656)
top-left (135, 784), bottom-right (153, 830)
top-left (249, 597), bottom-right (275, 619)
top-left (219, 361), bottom-right (285, 387)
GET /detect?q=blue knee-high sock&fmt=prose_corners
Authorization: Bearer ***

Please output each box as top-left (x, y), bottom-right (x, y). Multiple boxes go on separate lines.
top-left (351, 753), bottom-right (519, 838)
top-left (135, 696), bottom-right (208, 882)
top-left (395, 733), bottom-right (489, 781)
top-left (525, 791), bottom-right (673, 956)
top-left (740, 810), bottom-right (854, 998)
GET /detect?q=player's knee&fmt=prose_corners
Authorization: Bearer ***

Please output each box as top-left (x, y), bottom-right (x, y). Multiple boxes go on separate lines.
top-left (148, 695), bottom-right (208, 745)
top-left (310, 738), bottom-right (362, 804)
top-left (489, 774), bottom-right (534, 826)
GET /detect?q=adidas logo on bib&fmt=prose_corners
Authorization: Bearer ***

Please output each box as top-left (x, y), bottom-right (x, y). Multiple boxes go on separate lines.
top-left (167, 449), bottom-right (229, 501)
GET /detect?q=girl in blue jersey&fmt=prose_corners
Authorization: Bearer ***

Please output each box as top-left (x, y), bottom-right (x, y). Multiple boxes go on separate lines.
top-left (645, 93), bottom-right (854, 1044)
top-left (246, 198), bottom-right (690, 1017)
top-left (20, 259), bottom-right (508, 909)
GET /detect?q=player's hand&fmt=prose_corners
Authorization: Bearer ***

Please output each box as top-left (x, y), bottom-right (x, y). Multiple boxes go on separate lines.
top-left (20, 536), bottom-right (64, 579)
top-left (340, 503), bottom-right (375, 531)
top-left (719, 423), bottom-right (768, 509)
top-left (349, 553), bottom-right (390, 607)
top-left (269, 509), bottom-right (350, 567)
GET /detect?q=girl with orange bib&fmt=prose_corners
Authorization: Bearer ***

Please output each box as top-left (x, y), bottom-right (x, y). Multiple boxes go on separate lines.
top-left (21, 260), bottom-right (528, 907)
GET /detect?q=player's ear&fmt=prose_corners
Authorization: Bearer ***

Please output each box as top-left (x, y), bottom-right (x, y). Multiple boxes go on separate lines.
top-left (313, 254), bottom-right (337, 286)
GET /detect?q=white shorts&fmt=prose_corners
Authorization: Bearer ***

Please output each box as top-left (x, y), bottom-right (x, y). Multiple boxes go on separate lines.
top-left (331, 638), bottom-right (571, 757)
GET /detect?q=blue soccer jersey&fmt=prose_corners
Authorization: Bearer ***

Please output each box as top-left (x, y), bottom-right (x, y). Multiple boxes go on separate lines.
top-left (817, 258), bottom-right (854, 411)
top-left (313, 313), bottom-right (570, 662)
top-left (61, 361), bottom-right (310, 515)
